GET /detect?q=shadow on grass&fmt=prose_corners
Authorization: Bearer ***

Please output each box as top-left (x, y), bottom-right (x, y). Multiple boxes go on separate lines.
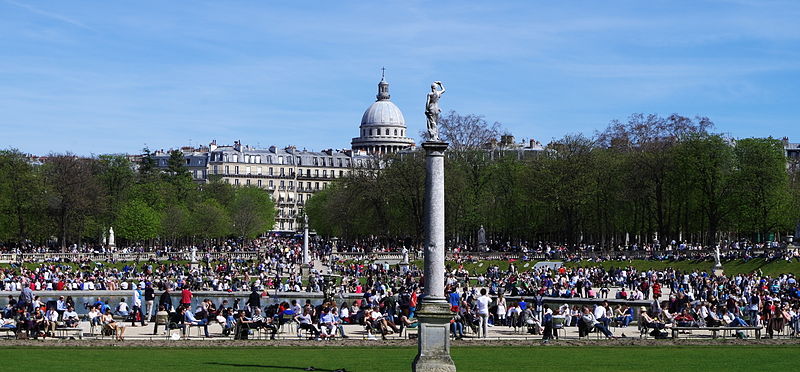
top-left (206, 362), bottom-right (343, 371)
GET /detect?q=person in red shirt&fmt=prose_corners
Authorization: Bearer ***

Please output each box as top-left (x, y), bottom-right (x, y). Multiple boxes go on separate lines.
top-left (180, 286), bottom-right (192, 307)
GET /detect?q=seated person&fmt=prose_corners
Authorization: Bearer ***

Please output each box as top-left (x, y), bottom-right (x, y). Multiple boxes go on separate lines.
top-left (705, 305), bottom-right (723, 327)
top-left (614, 305), bottom-right (634, 327)
top-left (87, 306), bottom-right (102, 327)
top-left (580, 306), bottom-right (614, 339)
top-left (674, 309), bottom-right (698, 327)
top-left (640, 307), bottom-right (671, 330)
top-left (319, 307), bottom-right (337, 339)
top-left (294, 308), bottom-right (321, 339)
top-left (115, 299), bottom-right (130, 317)
top-left (152, 305), bottom-right (170, 335)
top-left (101, 308), bottom-right (126, 340)
top-left (399, 307), bottom-right (418, 329)
top-left (251, 308), bottom-right (277, 340)
top-left (63, 306), bottom-right (80, 328)
top-left (183, 305), bottom-right (210, 337)
top-left (722, 309), bottom-right (749, 327)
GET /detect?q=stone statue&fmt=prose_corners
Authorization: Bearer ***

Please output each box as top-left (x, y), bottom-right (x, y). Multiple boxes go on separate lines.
top-left (191, 246), bottom-right (197, 263)
top-left (402, 246), bottom-right (409, 264)
top-left (108, 227), bottom-right (115, 247)
top-left (714, 246), bottom-right (722, 267)
top-left (477, 225), bottom-right (487, 248)
top-left (425, 81), bottom-right (446, 141)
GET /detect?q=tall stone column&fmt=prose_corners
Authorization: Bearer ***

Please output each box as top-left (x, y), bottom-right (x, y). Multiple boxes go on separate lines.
top-left (413, 140), bottom-right (456, 372)
top-left (303, 214), bottom-right (310, 266)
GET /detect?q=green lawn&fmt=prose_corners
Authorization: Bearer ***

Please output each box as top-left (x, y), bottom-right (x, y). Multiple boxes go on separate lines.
top-left (1, 345), bottom-right (797, 371)
top-left (425, 258), bottom-right (800, 277)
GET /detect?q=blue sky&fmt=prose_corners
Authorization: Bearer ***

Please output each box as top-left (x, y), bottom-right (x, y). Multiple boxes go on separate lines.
top-left (1, 0), bottom-right (798, 155)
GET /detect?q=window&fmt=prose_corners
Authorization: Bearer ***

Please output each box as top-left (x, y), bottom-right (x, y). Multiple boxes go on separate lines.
top-left (246, 166), bottom-right (251, 175)
top-left (278, 156), bottom-right (284, 164)
top-left (314, 169), bottom-right (319, 177)
top-left (246, 179), bottom-right (250, 185)
top-left (394, 129), bottom-right (398, 136)
top-left (269, 180), bottom-right (274, 187)
top-left (323, 170), bottom-right (327, 177)
top-left (185, 159), bottom-right (190, 165)
top-left (280, 168), bottom-right (285, 176)
top-left (298, 194), bottom-right (304, 202)
top-left (257, 167), bottom-right (262, 175)
top-left (235, 166), bottom-right (239, 174)
top-left (306, 169), bottom-right (311, 177)
top-left (385, 128), bottom-right (389, 135)
top-left (269, 167), bottom-right (273, 175)
top-left (289, 181), bottom-right (293, 187)
top-left (267, 155), bottom-right (272, 163)
top-left (224, 165), bottom-right (229, 174)
top-left (235, 179), bottom-right (240, 185)
top-left (213, 165), bottom-right (218, 174)
top-left (315, 182), bottom-right (319, 190)
top-left (258, 180), bottom-right (262, 187)
top-left (232, 155), bottom-right (238, 162)
top-left (369, 129), bottom-right (373, 135)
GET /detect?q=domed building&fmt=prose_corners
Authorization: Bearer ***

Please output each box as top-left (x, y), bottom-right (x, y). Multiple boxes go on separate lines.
top-left (351, 74), bottom-right (415, 155)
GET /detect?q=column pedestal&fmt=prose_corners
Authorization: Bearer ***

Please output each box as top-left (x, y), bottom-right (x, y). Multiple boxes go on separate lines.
top-left (412, 299), bottom-right (456, 372)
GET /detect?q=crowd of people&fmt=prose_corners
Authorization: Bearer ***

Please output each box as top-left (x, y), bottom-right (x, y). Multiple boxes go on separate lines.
top-left (1, 236), bottom-right (799, 341)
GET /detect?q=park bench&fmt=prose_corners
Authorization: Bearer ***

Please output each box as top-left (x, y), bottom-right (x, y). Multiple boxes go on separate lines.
top-left (0, 327), bottom-right (16, 338)
top-left (55, 326), bottom-right (83, 339)
top-left (671, 326), bottom-right (762, 339)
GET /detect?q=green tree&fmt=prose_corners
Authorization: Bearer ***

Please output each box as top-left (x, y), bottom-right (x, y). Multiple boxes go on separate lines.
top-left (191, 199), bottom-right (232, 241)
top-left (43, 154), bottom-right (103, 250)
top-left (732, 138), bottom-right (794, 241)
top-left (675, 134), bottom-right (735, 244)
top-left (116, 199), bottom-right (161, 243)
top-left (0, 149), bottom-right (48, 244)
top-left (230, 186), bottom-right (276, 238)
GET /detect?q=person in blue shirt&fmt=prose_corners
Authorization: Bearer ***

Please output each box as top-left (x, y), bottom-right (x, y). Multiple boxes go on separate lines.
top-left (447, 286), bottom-right (460, 311)
top-left (518, 298), bottom-right (527, 311)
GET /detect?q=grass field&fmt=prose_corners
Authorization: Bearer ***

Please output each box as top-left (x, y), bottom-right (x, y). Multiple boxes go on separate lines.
top-left (426, 258), bottom-right (800, 277)
top-left (2, 345), bottom-right (798, 371)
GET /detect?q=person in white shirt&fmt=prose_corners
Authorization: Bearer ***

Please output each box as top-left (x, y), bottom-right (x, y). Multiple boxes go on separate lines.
top-left (476, 289), bottom-right (491, 338)
top-left (593, 301), bottom-right (611, 328)
top-left (116, 299), bottom-right (130, 317)
top-left (63, 306), bottom-right (80, 327)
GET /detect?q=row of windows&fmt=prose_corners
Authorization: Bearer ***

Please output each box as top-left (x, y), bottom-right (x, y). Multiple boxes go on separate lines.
top-left (212, 165), bottom-right (349, 178)
top-left (225, 178), bottom-right (328, 192)
top-left (211, 152), bottom-right (351, 167)
top-left (362, 128), bottom-right (405, 137)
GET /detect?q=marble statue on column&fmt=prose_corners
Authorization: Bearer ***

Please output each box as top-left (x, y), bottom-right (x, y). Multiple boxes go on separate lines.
top-left (477, 225), bottom-right (487, 251)
top-left (712, 245), bottom-right (724, 276)
top-left (108, 227), bottom-right (116, 248)
top-left (425, 81), bottom-right (446, 141)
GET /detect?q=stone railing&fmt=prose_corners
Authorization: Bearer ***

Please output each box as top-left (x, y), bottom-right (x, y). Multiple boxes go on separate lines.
top-left (0, 251), bottom-right (264, 263)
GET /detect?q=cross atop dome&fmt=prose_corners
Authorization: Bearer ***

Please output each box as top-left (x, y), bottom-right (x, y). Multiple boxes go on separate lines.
top-left (376, 68), bottom-right (390, 101)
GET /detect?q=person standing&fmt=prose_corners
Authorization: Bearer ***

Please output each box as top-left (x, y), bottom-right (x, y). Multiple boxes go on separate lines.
top-left (144, 282), bottom-right (155, 322)
top-left (180, 286), bottom-right (193, 309)
top-left (476, 288), bottom-right (491, 338)
top-left (160, 287), bottom-right (174, 312)
top-left (131, 284), bottom-right (146, 326)
top-left (246, 286), bottom-right (261, 316)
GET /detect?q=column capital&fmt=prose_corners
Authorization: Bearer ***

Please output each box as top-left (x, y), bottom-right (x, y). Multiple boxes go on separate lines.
top-left (422, 140), bottom-right (449, 154)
